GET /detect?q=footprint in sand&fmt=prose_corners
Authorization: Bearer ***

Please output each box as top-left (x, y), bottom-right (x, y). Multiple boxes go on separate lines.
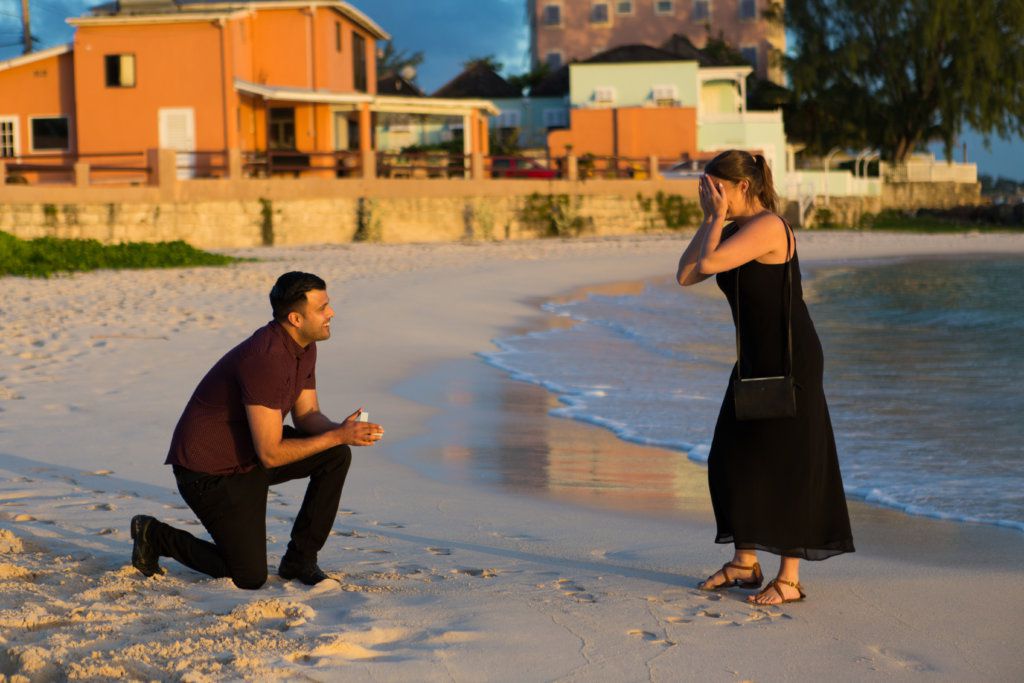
top-left (96, 528), bottom-right (117, 536)
top-left (87, 469), bottom-right (114, 476)
top-left (337, 509), bottom-right (357, 516)
top-left (88, 503), bottom-right (116, 511)
top-left (866, 645), bottom-right (933, 672)
top-left (451, 567), bottom-right (499, 578)
top-left (12, 514), bottom-right (36, 522)
top-left (555, 578), bottom-right (596, 603)
top-left (628, 629), bottom-right (675, 646)
top-left (333, 530), bottom-right (365, 538)
top-left (426, 547), bottom-right (451, 556)
top-left (664, 616), bottom-right (693, 624)
top-left (374, 521), bottom-right (405, 529)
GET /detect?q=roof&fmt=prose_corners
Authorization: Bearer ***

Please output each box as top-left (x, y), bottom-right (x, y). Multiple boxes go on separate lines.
top-left (0, 44), bottom-right (72, 74)
top-left (235, 79), bottom-right (499, 115)
top-left (658, 34), bottom-right (721, 66)
top-left (73, 1), bottom-right (390, 39)
top-left (580, 44), bottom-right (685, 64)
top-left (433, 61), bottom-right (521, 99)
top-left (377, 72), bottom-right (424, 97)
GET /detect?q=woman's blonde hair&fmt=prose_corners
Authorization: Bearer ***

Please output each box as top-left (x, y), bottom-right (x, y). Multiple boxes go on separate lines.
top-left (704, 150), bottom-right (778, 214)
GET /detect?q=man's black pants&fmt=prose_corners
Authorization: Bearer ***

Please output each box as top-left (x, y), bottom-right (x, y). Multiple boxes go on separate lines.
top-left (149, 427), bottom-right (352, 589)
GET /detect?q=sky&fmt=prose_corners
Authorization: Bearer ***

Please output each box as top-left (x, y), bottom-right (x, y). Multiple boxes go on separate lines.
top-left (1, 0), bottom-right (1021, 181)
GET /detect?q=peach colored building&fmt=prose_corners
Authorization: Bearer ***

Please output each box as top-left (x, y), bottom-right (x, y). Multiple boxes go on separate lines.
top-left (1, 1), bottom-right (495, 180)
top-left (548, 106), bottom-right (697, 159)
top-left (530, 0), bottom-right (785, 83)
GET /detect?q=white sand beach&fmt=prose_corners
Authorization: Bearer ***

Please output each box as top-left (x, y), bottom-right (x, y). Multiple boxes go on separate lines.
top-left (2, 231), bottom-right (1024, 681)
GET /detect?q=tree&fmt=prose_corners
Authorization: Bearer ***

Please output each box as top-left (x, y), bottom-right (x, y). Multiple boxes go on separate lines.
top-left (506, 63), bottom-right (551, 97)
top-left (774, 0), bottom-right (1024, 163)
top-left (377, 40), bottom-right (424, 82)
top-left (462, 55), bottom-right (503, 72)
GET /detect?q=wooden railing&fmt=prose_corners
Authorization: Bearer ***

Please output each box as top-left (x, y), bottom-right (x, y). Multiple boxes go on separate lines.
top-left (1, 149), bottom-right (670, 187)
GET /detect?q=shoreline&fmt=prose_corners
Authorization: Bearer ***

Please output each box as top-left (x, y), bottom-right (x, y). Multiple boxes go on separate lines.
top-left (472, 254), bottom-right (1024, 534)
top-left (2, 233), bottom-right (1023, 680)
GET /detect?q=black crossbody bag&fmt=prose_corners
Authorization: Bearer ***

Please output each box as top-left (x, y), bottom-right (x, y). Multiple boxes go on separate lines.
top-left (732, 221), bottom-right (797, 421)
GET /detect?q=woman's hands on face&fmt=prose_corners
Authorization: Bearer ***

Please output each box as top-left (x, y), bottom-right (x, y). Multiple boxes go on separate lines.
top-left (698, 175), bottom-right (729, 222)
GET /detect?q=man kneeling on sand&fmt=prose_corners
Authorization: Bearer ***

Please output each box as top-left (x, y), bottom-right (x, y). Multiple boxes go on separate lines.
top-left (130, 271), bottom-right (384, 588)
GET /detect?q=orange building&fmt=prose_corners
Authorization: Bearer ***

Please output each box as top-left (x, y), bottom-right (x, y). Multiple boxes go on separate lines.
top-left (547, 106), bottom-right (697, 159)
top-left (0, 1), bottom-right (494, 179)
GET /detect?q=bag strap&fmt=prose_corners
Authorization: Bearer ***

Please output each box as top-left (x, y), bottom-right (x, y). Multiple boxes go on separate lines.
top-left (734, 215), bottom-right (794, 380)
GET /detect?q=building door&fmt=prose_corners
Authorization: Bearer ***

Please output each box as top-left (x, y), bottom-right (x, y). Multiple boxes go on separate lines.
top-left (158, 107), bottom-right (196, 179)
top-left (0, 116), bottom-right (19, 158)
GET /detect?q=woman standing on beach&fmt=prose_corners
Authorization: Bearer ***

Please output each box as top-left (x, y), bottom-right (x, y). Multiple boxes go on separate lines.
top-left (676, 150), bottom-right (854, 605)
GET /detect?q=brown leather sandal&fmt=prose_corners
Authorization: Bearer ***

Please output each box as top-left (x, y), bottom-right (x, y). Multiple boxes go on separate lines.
top-left (747, 577), bottom-right (806, 604)
top-left (698, 561), bottom-right (764, 591)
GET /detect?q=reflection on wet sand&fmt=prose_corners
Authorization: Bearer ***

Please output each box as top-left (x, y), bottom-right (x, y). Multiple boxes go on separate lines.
top-left (399, 359), bottom-right (710, 517)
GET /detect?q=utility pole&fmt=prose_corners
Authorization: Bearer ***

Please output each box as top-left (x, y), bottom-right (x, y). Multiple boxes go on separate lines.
top-left (21, 0), bottom-right (32, 54)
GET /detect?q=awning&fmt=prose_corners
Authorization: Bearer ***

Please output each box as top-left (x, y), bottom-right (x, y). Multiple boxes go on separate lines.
top-left (235, 79), bottom-right (499, 117)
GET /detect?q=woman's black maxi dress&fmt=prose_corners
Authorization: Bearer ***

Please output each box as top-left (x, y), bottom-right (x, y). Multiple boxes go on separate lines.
top-left (708, 216), bottom-right (854, 560)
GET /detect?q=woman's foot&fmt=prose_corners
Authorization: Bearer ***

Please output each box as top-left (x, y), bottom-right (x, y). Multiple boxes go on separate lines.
top-left (698, 561), bottom-right (763, 591)
top-left (746, 577), bottom-right (806, 605)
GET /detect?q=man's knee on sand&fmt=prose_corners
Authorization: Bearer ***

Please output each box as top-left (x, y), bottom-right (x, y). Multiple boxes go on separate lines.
top-left (231, 566), bottom-right (269, 590)
top-left (322, 444), bottom-right (353, 475)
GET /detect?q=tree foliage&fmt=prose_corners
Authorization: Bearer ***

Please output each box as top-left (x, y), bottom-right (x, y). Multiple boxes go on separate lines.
top-left (775, 0), bottom-right (1024, 162)
top-left (377, 41), bottom-right (424, 82)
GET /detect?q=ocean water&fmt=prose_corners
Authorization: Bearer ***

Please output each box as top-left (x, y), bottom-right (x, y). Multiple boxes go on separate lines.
top-left (480, 257), bottom-right (1024, 532)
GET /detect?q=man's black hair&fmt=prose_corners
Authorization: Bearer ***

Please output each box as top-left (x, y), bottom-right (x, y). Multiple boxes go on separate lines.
top-left (270, 272), bottom-right (327, 322)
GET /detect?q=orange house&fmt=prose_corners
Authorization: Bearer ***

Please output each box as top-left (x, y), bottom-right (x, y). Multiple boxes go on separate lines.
top-left (547, 106), bottom-right (697, 159)
top-left (0, 0), bottom-right (494, 179)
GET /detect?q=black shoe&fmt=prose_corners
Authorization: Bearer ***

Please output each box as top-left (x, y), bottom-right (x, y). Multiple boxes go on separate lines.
top-left (278, 557), bottom-right (330, 585)
top-left (130, 515), bottom-right (163, 578)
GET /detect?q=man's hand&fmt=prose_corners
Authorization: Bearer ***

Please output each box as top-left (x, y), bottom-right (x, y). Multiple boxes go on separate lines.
top-left (334, 408), bottom-right (384, 447)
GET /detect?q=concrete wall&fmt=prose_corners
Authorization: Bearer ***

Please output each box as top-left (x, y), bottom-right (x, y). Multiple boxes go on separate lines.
top-left (0, 177), bottom-right (702, 248)
top-left (805, 182), bottom-right (983, 227)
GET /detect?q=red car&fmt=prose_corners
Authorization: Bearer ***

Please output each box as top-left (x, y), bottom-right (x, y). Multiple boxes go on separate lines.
top-left (490, 157), bottom-right (560, 179)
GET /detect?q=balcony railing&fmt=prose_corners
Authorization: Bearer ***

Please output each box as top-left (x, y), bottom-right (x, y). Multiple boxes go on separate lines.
top-left (1, 149), bottom-right (670, 187)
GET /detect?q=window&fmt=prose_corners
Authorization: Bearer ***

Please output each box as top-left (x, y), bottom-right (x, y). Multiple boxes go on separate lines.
top-left (542, 3), bottom-right (561, 25)
top-left (542, 108), bottom-right (568, 128)
top-left (692, 0), bottom-right (709, 21)
top-left (739, 0), bottom-right (756, 20)
top-left (741, 46), bottom-right (758, 69)
top-left (590, 2), bottom-right (610, 23)
top-left (352, 31), bottom-right (367, 92)
top-left (616, 1), bottom-right (634, 14)
top-left (30, 116), bottom-right (70, 152)
top-left (497, 110), bottom-right (522, 128)
top-left (104, 54), bottom-right (135, 88)
top-left (268, 107), bottom-right (296, 150)
top-left (545, 51), bottom-right (563, 69)
top-left (655, 0), bottom-right (674, 15)
top-left (594, 86), bottom-right (616, 103)
top-left (335, 22), bottom-right (342, 52)
top-left (652, 84), bottom-right (678, 105)
top-left (0, 117), bottom-right (18, 157)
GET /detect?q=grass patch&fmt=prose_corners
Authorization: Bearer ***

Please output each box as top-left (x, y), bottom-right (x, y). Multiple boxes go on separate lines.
top-left (0, 230), bottom-right (240, 278)
top-left (819, 209), bottom-right (1023, 233)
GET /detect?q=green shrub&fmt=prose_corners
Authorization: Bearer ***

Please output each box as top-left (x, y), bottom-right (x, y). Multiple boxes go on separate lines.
top-left (0, 230), bottom-right (238, 278)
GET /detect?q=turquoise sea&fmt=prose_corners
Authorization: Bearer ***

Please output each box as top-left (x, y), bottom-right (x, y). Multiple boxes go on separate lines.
top-left (481, 257), bottom-right (1024, 531)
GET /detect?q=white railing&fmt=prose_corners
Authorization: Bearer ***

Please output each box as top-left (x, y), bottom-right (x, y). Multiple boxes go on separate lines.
top-left (882, 156), bottom-right (977, 183)
top-left (785, 170), bottom-right (881, 198)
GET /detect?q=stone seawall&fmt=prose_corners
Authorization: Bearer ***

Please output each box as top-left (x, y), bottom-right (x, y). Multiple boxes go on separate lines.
top-left (807, 181), bottom-right (983, 227)
top-left (0, 190), bottom-right (700, 248)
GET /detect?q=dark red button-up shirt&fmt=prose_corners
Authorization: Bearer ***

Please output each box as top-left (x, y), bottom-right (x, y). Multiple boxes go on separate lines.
top-left (166, 321), bottom-right (317, 474)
